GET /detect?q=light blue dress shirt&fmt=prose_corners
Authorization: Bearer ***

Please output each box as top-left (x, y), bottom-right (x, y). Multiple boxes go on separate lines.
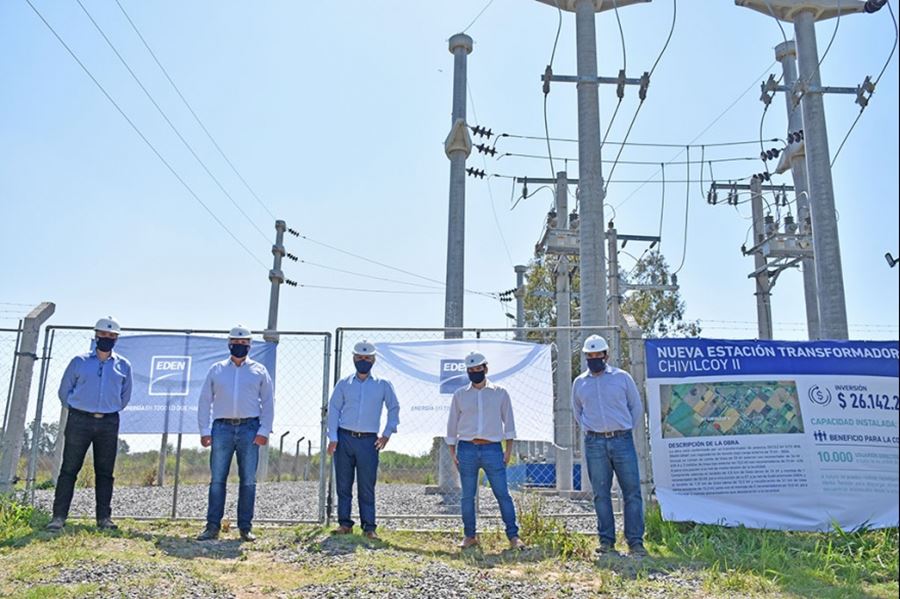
top-left (197, 358), bottom-right (275, 437)
top-left (58, 351), bottom-right (133, 414)
top-left (327, 373), bottom-right (400, 442)
top-left (571, 365), bottom-right (643, 433)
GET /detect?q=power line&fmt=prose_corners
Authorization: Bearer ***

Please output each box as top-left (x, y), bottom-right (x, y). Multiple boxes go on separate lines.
top-left (613, 60), bottom-right (779, 210)
top-left (24, 0), bottom-right (268, 271)
top-left (299, 284), bottom-right (443, 296)
top-left (113, 0), bottom-right (277, 221)
top-left (296, 234), bottom-right (498, 299)
top-left (299, 260), bottom-right (444, 291)
top-left (501, 133), bottom-right (777, 148)
top-left (672, 146), bottom-right (690, 275)
top-left (542, 0), bottom-right (564, 179)
top-left (468, 81), bottom-right (514, 267)
top-left (831, 1), bottom-right (898, 167)
top-left (500, 152), bottom-right (758, 166)
top-left (75, 0), bottom-right (271, 244)
top-left (461, 0), bottom-right (497, 33)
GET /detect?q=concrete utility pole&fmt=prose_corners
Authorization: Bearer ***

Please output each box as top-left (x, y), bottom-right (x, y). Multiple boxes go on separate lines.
top-left (0, 302), bottom-right (55, 493)
top-left (607, 225), bottom-right (622, 360)
top-left (553, 171), bottom-right (575, 493)
top-left (259, 219), bottom-right (288, 481)
top-left (443, 33), bottom-right (474, 338)
top-left (750, 177), bottom-right (774, 340)
top-left (737, 0), bottom-right (875, 339)
top-left (535, 0), bottom-right (649, 334)
top-left (514, 265), bottom-right (527, 340)
top-left (774, 40), bottom-right (820, 339)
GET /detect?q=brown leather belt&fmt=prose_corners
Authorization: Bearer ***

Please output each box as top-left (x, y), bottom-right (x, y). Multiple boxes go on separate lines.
top-left (471, 438), bottom-right (494, 445)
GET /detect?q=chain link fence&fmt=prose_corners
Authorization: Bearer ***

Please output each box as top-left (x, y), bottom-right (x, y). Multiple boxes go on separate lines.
top-left (0, 324), bottom-right (24, 443)
top-left (328, 326), bottom-right (647, 532)
top-left (25, 326), bottom-right (331, 523)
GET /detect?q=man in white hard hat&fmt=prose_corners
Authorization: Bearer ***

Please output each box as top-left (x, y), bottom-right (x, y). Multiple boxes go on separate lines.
top-left (196, 325), bottom-right (275, 542)
top-left (47, 316), bottom-right (133, 531)
top-left (572, 334), bottom-right (647, 557)
top-left (326, 339), bottom-right (400, 540)
top-left (446, 351), bottom-right (526, 551)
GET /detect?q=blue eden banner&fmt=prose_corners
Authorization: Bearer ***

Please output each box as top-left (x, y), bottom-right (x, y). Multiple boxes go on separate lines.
top-left (112, 334), bottom-right (277, 434)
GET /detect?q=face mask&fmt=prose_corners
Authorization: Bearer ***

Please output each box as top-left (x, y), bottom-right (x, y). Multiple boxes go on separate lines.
top-left (229, 343), bottom-right (250, 358)
top-left (587, 357), bottom-right (606, 373)
top-left (96, 337), bottom-right (116, 352)
top-left (468, 370), bottom-right (486, 384)
top-left (354, 359), bottom-right (373, 374)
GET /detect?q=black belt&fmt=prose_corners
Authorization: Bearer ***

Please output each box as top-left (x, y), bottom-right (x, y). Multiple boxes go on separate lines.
top-left (586, 429), bottom-right (630, 438)
top-left (215, 417), bottom-right (258, 425)
top-left (339, 427), bottom-right (377, 438)
top-left (69, 407), bottom-right (117, 419)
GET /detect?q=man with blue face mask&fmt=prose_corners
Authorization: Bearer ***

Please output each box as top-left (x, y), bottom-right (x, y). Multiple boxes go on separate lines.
top-left (47, 316), bottom-right (132, 531)
top-left (326, 340), bottom-right (400, 539)
top-left (446, 351), bottom-right (526, 551)
top-left (196, 325), bottom-right (274, 542)
top-left (572, 334), bottom-right (647, 557)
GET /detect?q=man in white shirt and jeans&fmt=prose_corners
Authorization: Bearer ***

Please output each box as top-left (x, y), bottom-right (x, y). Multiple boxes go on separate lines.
top-left (446, 351), bottom-right (526, 550)
top-left (196, 325), bottom-right (275, 542)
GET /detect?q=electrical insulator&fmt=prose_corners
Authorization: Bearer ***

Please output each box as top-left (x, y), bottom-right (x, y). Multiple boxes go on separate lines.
top-left (287, 228), bottom-right (300, 237)
top-left (784, 214), bottom-right (797, 234)
top-left (522, 176), bottom-right (528, 199)
top-left (286, 252), bottom-right (299, 262)
top-left (638, 71), bottom-right (650, 101)
top-left (569, 210), bottom-right (579, 230)
top-left (466, 167), bottom-right (486, 179)
top-left (543, 65), bottom-right (552, 95)
top-left (764, 214), bottom-right (776, 236)
top-left (547, 209), bottom-right (557, 227)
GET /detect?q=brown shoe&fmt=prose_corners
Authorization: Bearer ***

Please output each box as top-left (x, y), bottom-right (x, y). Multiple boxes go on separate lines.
top-left (508, 537), bottom-right (527, 551)
top-left (331, 525), bottom-right (353, 535)
top-left (364, 531), bottom-right (379, 540)
top-left (458, 536), bottom-right (479, 549)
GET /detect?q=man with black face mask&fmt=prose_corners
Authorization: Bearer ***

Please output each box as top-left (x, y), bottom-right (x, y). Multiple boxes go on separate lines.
top-left (326, 340), bottom-right (400, 539)
top-left (446, 351), bottom-right (525, 551)
top-left (572, 334), bottom-right (647, 557)
top-left (47, 316), bottom-right (132, 531)
top-left (196, 325), bottom-right (274, 542)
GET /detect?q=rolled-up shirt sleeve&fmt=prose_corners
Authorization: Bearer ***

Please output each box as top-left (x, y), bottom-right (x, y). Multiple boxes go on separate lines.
top-left (501, 389), bottom-right (517, 440)
top-left (625, 374), bottom-right (643, 431)
top-left (120, 361), bottom-right (133, 409)
top-left (257, 369), bottom-right (275, 438)
top-left (445, 392), bottom-right (460, 446)
top-left (197, 368), bottom-right (215, 437)
top-left (382, 381), bottom-right (400, 438)
top-left (58, 357), bottom-right (78, 405)
top-left (326, 381), bottom-right (344, 442)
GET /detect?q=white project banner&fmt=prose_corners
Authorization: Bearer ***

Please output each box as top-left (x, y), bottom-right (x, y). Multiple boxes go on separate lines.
top-left (646, 339), bottom-right (899, 531)
top-left (369, 339), bottom-right (554, 454)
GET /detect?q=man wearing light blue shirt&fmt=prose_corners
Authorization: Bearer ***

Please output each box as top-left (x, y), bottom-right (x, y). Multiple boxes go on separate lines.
top-left (327, 340), bottom-right (400, 539)
top-left (48, 316), bottom-right (132, 532)
top-left (572, 334), bottom-right (647, 557)
top-left (196, 325), bottom-right (274, 542)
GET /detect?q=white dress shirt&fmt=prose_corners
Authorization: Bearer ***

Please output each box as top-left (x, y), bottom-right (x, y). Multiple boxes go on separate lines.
top-left (445, 380), bottom-right (516, 446)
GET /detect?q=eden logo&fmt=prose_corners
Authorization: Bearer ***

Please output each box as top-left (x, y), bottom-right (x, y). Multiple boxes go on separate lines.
top-left (439, 359), bottom-right (467, 394)
top-left (149, 355), bottom-right (192, 396)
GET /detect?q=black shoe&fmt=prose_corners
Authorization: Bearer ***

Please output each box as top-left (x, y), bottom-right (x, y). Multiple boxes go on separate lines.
top-left (239, 529), bottom-right (256, 542)
top-left (45, 516), bottom-right (66, 531)
top-left (629, 543), bottom-right (648, 557)
top-left (196, 526), bottom-right (220, 541)
top-left (595, 543), bottom-right (619, 556)
top-left (96, 517), bottom-right (118, 530)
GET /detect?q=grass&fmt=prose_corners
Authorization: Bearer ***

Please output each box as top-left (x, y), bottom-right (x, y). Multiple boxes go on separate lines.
top-left (0, 496), bottom-right (896, 598)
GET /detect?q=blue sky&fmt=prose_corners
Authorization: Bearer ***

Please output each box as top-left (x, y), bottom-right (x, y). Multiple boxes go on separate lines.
top-left (1, 0), bottom-right (897, 341)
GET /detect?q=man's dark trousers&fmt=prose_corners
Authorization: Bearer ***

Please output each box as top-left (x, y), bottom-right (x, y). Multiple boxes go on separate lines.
top-left (334, 428), bottom-right (380, 532)
top-left (53, 409), bottom-right (120, 520)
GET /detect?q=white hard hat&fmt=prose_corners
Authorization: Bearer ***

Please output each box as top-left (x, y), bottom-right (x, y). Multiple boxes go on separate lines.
top-left (94, 316), bottom-right (121, 334)
top-left (582, 334), bottom-right (609, 353)
top-left (464, 351), bottom-right (488, 368)
top-left (228, 325), bottom-right (252, 340)
top-left (353, 340), bottom-right (376, 356)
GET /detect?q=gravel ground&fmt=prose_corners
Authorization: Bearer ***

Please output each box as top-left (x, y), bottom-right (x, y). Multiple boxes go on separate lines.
top-left (33, 480), bottom-right (613, 532)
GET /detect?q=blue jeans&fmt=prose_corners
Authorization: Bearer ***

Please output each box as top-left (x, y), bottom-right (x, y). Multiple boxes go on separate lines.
top-left (584, 431), bottom-right (644, 547)
top-left (334, 428), bottom-right (380, 532)
top-left (206, 418), bottom-right (260, 532)
top-left (457, 441), bottom-right (519, 540)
